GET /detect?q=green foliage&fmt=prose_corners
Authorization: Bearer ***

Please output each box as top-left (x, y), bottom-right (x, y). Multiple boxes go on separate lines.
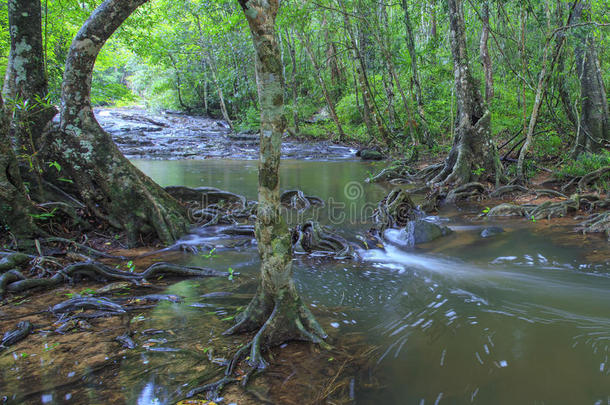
top-left (558, 150), bottom-right (610, 179)
top-left (336, 93), bottom-right (361, 125)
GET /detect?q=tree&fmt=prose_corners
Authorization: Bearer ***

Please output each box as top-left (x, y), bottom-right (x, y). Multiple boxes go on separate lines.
top-left (41, 0), bottom-right (189, 246)
top-left (3, 0), bottom-right (56, 161)
top-left (431, 0), bottom-right (502, 186)
top-left (571, 0), bottom-right (609, 156)
top-left (0, 94), bottom-right (37, 240)
top-left (222, 0), bottom-right (327, 371)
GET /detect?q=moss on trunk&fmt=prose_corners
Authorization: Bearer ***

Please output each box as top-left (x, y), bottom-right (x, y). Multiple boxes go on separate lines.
top-left (39, 0), bottom-right (188, 246)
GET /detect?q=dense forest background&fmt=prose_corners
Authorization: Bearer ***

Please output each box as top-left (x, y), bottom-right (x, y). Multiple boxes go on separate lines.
top-left (1, 0), bottom-right (608, 179)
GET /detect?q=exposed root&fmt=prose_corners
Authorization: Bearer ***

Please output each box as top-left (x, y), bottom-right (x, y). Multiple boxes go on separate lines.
top-left (292, 221), bottom-right (355, 259)
top-left (445, 182), bottom-right (487, 202)
top-left (490, 184), bottom-right (529, 198)
top-left (577, 211), bottom-right (610, 240)
top-left (373, 189), bottom-right (422, 231)
top-left (578, 166), bottom-right (610, 191)
top-left (280, 190), bottom-right (324, 212)
top-left (1, 261), bottom-right (228, 298)
top-left (186, 290), bottom-right (327, 401)
top-left (43, 237), bottom-right (127, 259)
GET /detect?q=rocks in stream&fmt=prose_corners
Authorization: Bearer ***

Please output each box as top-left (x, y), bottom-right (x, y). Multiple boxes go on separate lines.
top-left (481, 226), bottom-right (505, 238)
top-left (384, 219), bottom-right (453, 247)
top-left (356, 148), bottom-right (384, 161)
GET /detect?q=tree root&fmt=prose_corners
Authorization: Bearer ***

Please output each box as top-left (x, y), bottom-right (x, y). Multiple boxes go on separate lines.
top-left (445, 182), bottom-right (486, 202)
top-left (0, 253), bottom-right (31, 271)
top-left (373, 189), bottom-right (422, 231)
top-left (184, 290), bottom-right (327, 401)
top-left (43, 237), bottom-right (127, 259)
top-left (578, 166), bottom-right (610, 191)
top-left (490, 184), bottom-right (529, 198)
top-left (292, 221), bottom-right (355, 259)
top-left (280, 190), bottom-right (324, 212)
top-left (1, 261), bottom-right (228, 298)
top-left (577, 211), bottom-right (610, 240)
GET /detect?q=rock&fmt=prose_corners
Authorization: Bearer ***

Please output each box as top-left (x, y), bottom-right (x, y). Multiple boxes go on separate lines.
top-left (357, 149), bottom-right (384, 161)
top-left (384, 219), bottom-right (453, 247)
top-left (481, 226), bottom-right (504, 238)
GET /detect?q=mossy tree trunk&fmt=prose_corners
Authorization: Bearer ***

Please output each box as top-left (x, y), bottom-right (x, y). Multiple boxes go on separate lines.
top-left (571, 0), bottom-right (609, 156)
top-left (42, 0), bottom-right (189, 246)
top-left (0, 95), bottom-right (37, 240)
top-left (431, 0), bottom-right (502, 187)
top-left (225, 0), bottom-right (326, 369)
top-left (3, 0), bottom-right (56, 162)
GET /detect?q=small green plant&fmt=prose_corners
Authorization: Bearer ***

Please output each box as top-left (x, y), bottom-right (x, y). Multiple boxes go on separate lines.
top-left (530, 215), bottom-right (536, 223)
top-left (228, 267), bottom-right (234, 281)
top-left (115, 260), bottom-right (136, 273)
top-left (29, 208), bottom-right (57, 221)
top-left (482, 206), bottom-right (490, 214)
top-left (200, 248), bottom-right (217, 259)
top-left (48, 161), bottom-right (61, 172)
top-left (472, 167), bottom-right (486, 176)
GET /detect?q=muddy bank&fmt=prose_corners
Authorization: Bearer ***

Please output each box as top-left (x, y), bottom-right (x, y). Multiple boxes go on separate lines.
top-left (95, 107), bottom-right (357, 161)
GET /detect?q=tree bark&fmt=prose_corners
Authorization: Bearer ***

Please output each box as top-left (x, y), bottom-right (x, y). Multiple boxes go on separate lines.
top-left (479, 0), bottom-right (494, 102)
top-left (285, 29), bottom-right (300, 134)
top-left (401, 0), bottom-right (432, 146)
top-left (339, 0), bottom-right (392, 147)
top-left (224, 0), bottom-right (326, 369)
top-left (516, 3), bottom-right (566, 180)
top-left (42, 0), bottom-right (189, 246)
top-left (0, 95), bottom-right (36, 240)
top-left (3, 0), bottom-right (56, 159)
top-left (431, 0), bottom-right (502, 186)
top-left (571, 0), bottom-right (609, 155)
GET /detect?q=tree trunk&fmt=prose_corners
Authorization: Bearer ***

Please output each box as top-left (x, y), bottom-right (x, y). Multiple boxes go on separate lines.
top-left (339, 0), bottom-right (392, 147)
top-left (401, 0), bottom-right (432, 146)
top-left (479, 0), bottom-right (494, 102)
top-left (225, 0), bottom-right (326, 369)
top-left (42, 0), bottom-right (188, 246)
top-left (571, 0), bottom-right (609, 156)
top-left (0, 95), bottom-right (37, 240)
top-left (3, 0), bottom-right (56, 160)
top-left (431, 0), bottom-right (502, 186)
top-left (299, 33), bottom-right (346, 142)
top-left (285, 29), bottom-right (300, 134)
top-left (516, 3), bottom-right (565, 180)
top-left (203, 50), bottom-right (234, 129)
top-left (168, 54), bottom-right (188, 111)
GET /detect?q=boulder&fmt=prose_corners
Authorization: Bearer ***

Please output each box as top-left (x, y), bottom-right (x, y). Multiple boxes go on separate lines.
top-left (357, 149), bottom-right (384, 161)
top-left (384, 219), bottom-right (453, 247)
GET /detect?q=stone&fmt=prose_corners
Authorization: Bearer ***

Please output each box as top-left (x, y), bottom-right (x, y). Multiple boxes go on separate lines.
top-left (481, 226), bottom-right (504, 238)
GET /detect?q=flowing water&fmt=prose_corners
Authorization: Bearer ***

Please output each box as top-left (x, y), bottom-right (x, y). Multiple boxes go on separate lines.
top-left (1, 118), bottom-right (609, 403)
top-left (126, 159), bottom-right (610, 405)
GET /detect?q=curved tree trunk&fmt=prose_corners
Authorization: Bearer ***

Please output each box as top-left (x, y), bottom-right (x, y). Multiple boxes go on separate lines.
top-left (571, 0), bottom-right (609, 156)
top-left (225, 0), bottom-right (326, 370)
top-left (431, 0), bottom-right (502, 186)
top-left (0, 95), bottom-right (37, 240)
top-left (42, 0), bottom-right (188, 246)
top-left (3, 0), bottom-right (56, 159)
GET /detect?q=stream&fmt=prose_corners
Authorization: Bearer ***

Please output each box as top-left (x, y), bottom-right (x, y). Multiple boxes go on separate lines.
top-left (1, 110), bottom-right (609, 404)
